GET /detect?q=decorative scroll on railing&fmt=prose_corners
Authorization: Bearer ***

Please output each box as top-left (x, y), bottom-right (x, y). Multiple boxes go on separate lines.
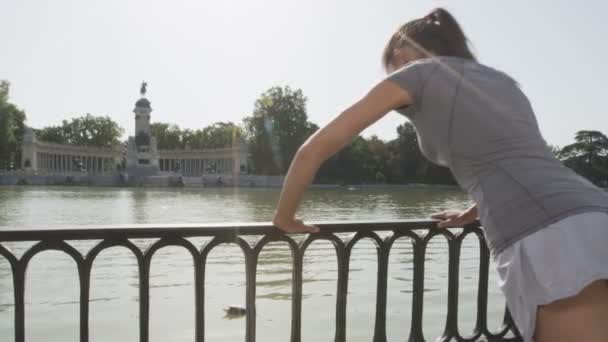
top-left (0, 220), bottom-right (522, 342)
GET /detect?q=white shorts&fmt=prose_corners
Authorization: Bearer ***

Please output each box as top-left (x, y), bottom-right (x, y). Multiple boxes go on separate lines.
top-left (495, 211), bottom-right (608, 342)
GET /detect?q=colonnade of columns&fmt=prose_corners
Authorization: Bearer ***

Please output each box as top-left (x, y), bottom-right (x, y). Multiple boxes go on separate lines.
top-left (35, 152), bottom-right (116, 174)
top-left (158, 158), bottom-right (235, 176)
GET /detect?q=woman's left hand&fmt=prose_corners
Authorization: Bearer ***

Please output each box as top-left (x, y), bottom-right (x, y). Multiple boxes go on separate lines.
top-left (272, 216), bottom-right (320, 234)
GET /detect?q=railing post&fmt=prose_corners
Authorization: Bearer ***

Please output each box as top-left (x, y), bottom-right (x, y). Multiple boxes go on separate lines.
top-left (139, 257), bottom-right (151, 342)
top-left (245, 251), bottom-right (258, 342)
top-left (13, 262), bottom-right (26, 342)
top-left (443, 236), bottom-right (461, 340)
top-left (477, 233), bottom-right (490, 338)
top-left (372, 241), bottom-right (390, 342)
top-left (291, 247), bottom-right (304, 342)
top-left (409, 238), bottom-right (426, 342)
top-left (335, 246), bottom-right (349, 342)
top-left (79, 261), bottom-right (91, 342)
top-left (195, 254), bottom-right (206, 342)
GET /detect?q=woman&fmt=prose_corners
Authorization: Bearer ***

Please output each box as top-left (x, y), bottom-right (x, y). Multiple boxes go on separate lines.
top-left (271, 7), bottom-right (608, 342)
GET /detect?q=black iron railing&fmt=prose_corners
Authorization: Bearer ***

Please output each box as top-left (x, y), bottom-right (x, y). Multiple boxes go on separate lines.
top-left (0, 220), bottom-right (522, 342)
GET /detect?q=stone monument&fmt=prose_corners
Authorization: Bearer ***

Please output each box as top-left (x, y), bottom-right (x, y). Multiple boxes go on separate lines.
top-left (125, 82), bottom-right (160, 175)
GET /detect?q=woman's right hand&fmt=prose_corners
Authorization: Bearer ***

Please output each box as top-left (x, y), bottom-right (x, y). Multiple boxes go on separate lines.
top-left (431, 210), bottom-right (477, 228)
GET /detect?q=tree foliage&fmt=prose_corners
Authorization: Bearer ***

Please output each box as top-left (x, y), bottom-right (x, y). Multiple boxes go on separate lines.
top-left (151, 121), bottom-right (245, 150)
top-left (36, 114), bottom-right (124, 148)
top-left (558, 130), bottom-right (608, 186)
top-left (244, 86), bottom-right (318, 174)
top-left (0, 81), bottom-right (27, 170)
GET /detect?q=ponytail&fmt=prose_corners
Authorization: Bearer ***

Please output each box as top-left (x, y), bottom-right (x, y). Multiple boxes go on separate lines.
top-left (382, 8), bottom-right (476, 70)
top-left (425, 8), bottom-right (475, 60)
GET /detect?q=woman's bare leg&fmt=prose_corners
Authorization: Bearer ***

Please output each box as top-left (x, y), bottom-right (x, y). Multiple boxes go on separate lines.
top-left (534, 280), bottom-right (608, 342)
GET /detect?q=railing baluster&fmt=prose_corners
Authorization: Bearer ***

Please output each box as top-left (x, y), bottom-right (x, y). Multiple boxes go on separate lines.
top-left (477, 232), bottom-right (490, 339)
top-left (335, 242), bottom-right (349, 342)
top-left (245, 250), bottom-right (258, 342)
top-left (291, 246), bottom-right (304, 342)
top-left (140, 257), bottom-right (151, 342)
top-left (372, 238), bottom-right (390, 342)
top-left (195, 254), bottom-right (206, 342)
top-left (442, 235), bottom-right (460, 341)
top-left (409, 237), bottom-right (425, 342)
top-left (14, 262), bottom-right (25, 342)
top-left (79, 262), bottom-right (91, 342)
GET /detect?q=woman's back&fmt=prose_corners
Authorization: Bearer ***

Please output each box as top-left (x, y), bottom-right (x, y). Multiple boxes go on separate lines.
top-left (388, 56), bottom-right (608, 256)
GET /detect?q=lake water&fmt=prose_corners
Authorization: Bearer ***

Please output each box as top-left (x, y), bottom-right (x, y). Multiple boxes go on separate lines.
top-left (0, 186), bottom-right (508, 342)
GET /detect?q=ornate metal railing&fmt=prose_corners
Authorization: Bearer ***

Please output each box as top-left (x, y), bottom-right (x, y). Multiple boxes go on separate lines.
top-left (0, 220), bottom-right (522, 342)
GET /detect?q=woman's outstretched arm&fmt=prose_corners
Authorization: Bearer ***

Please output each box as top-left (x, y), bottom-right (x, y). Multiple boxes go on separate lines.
top-left (272, 80), bottom-right (412, 233)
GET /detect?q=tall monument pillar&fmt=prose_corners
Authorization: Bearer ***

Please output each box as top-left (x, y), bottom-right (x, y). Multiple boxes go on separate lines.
top-left (21, 127), bottom-right (37, 171)
top-left (125, 82), bottom-right (160, 174)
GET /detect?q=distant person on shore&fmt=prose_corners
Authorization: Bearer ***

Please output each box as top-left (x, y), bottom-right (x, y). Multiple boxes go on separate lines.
top-left (272, 7), bottom-right (608, 342)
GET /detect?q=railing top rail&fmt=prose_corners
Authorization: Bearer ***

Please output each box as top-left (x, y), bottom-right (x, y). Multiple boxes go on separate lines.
top-left (0, 219), bottom-right (468, 241)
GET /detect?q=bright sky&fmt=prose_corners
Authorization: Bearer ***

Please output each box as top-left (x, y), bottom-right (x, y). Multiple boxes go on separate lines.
top-left (1, 0), bottom-right (606, 147)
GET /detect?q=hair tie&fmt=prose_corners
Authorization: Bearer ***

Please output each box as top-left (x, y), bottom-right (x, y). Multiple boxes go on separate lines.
top-left (424, 12), bottom-right (440, 25)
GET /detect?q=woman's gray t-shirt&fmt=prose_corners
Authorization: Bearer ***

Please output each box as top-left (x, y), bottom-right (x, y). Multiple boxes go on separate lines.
top-left (387, 56), bottom-right (608, 257)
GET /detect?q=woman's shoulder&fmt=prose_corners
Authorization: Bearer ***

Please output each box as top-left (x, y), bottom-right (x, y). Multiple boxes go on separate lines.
top-left (422, 56), bottom-right (519, 85)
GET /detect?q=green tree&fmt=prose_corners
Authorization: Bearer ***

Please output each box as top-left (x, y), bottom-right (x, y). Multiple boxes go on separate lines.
top-left (390, 122), bottom-right (424, 182)
top-left (559, 130), bottom-right (608, 186)
top-left (36, 126), bottom-right (67, 144)
top-left (184, 122), bottom-right (245, 149)
top-left (366, 135), bottom-right (390, 183)
top-left (151, 121), bottom-right (245, 150)
top-left (37, 114), bottom-right (123, 148)
top-left (244, 86), bottom-right (317, 174)
top-left (0, 81), bottom-right (27, 170)
top-left (386, 122), bottom-right (455, 185)
top-left (150, 123), bottom-right (184, 150)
